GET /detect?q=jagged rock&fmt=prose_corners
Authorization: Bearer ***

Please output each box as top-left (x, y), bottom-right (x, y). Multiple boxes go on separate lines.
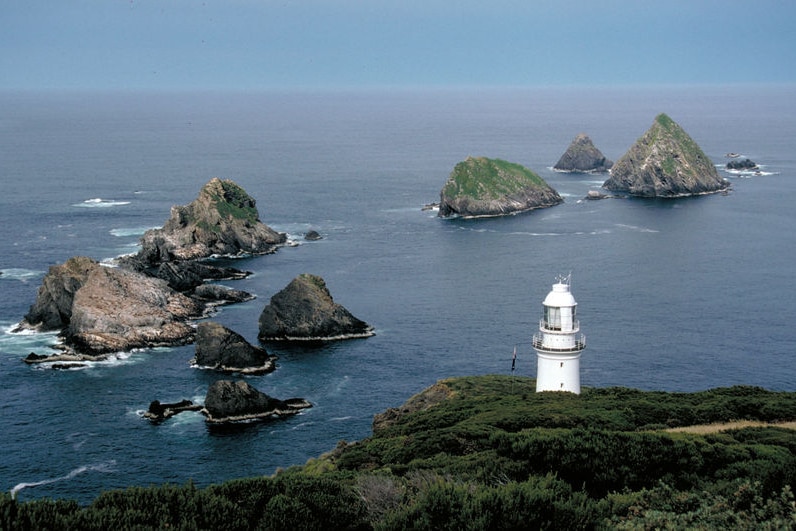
top-left (258, 274), bottom-right (374, 341)
top-left (603, 113), bottom-right (730, 197)
top-left (143, 399), bottom-right (202, 422)
top-left (554, 133), bottom-right (613, 173)
top-left (66, 263), bottom-right (203, 355)
top-left (438, 157), bottom-right (562, 218)
top-left (191, 284), bottom-right (253, 304)
top-left (131, 178), bottom-right (286, 267)
top-left (18, 257), bottom-right (203, 356)
top-left (21, 256), bottom-right (96, 330)
top-left (304, 230), bottom-right (322, 241)
top-left (202, 380), bottom-right (311, 423)
top-left (193, 321), bottom-right (276, 374)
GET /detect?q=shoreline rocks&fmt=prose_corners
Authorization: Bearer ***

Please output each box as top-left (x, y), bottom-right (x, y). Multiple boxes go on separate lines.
top-left (258, 274), bottom-right (374, 341)
top-left (553, 133), bottom-right (613, 173)
top-left (603, 113), bottom-right (730, 197)
top-left (193, 321), bottom-right (277, 375)
top-left (438, 156), bottom-right (562, 218)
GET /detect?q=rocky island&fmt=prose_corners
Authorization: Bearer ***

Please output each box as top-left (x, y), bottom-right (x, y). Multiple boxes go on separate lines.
top-left (553, 133), bottom-right (613, 173)
top-left (17, 178), bottom-right (286, 360)
top-left (192, 321), bottom-right (277, 374)
top-left (126, 177), bottom-right (286, 268)
top-left (603, 113), bottom-right (730, 197)
top-left (438, 156), bottom-right (562, 218)
top-left (202, 380), bottom-right (312, 424)
top-left (258, 274), bottom-right (374, 341)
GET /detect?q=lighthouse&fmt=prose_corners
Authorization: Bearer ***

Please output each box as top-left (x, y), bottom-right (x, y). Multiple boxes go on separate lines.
top-left (533, 275), bottom-right (586, 394)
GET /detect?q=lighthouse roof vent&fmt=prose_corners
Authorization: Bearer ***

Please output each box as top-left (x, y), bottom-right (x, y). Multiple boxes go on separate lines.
top-left (543, 280), bottom-right (577, 308)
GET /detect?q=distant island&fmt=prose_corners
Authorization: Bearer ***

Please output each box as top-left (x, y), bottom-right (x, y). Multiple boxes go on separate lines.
top-left (6, 375), bottom-right (794, 528)
top-left (603, 113), bottom-right (730, 197)
top-left (553, 133), bottom-right (613, 173)
top-left (438, 156), bottom-right (562, 218)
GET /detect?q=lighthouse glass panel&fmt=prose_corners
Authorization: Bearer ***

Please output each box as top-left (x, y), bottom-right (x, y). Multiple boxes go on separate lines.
top-left (544, 306), bottom-right (561, 330)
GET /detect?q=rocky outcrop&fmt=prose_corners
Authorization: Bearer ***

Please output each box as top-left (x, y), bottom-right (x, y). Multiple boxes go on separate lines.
top-left (603, 113), bottom-right (730, 197)
top-left (202, 380), bottom-right (311, 424)
top-left (726, 158), bottom-right (758, 171)
top-left (258, 274), bottom-right (374, 341)
top-left (438, 157), bottom-right (562, 218)
top-left (554, 133), bottom-right (613, 173)
top-left (193, 321), bottom-right (276, 374)
top-left (372, 381), bottom-right (453, 433)
top-left (143, 400), bottom-right (202, 423)
top-left (67, 263), bottom-right (203, 355)
top-left (130, 178), bottom-right (286, 268)
top-left (17, 257), bottom-right (204, 356)
top-left (21, 256), bottom-right (96, 330)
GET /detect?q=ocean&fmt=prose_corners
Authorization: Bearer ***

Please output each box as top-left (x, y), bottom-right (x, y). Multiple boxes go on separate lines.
top-left (1, 85), bottom-right (794, 504)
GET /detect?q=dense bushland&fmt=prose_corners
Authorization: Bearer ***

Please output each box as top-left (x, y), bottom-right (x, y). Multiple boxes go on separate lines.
top-left (3, 375), bottom-right (795, 529)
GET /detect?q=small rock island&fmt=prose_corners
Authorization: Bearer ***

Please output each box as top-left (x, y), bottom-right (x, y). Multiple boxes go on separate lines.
top-left (553, 133), bottom-right (613, 173)
top-left (258, 274), bottom-right (374, 341)
top-left (193, 321), bottom-right (277, 375)
top-left (438, 157), bottom-right (562, 218)
top-left (602, 113), bottom-right (730, 197)
top-left (203, 380), bottom-right (311, 424)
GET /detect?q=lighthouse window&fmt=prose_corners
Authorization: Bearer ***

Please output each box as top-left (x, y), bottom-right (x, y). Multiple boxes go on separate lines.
top-left (544, 306), bottom-right (561, 330)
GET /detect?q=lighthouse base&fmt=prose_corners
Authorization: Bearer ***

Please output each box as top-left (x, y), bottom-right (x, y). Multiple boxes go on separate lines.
top-left (535, 351), bottom-right (581, 394)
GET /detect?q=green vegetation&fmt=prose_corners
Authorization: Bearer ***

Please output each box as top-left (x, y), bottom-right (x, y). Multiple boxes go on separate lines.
top-left (4, 376), bottom-right (796, 529)
top-left (208, 179), bottom-right (260, 224)
top-left (442, 157), bottom-right (549, 200)
top-left (652, 113), bottom-right (711, 169)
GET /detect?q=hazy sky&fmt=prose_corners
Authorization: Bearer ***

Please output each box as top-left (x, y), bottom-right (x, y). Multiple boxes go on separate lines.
top-left (2, 0), bottom-right (795, 90)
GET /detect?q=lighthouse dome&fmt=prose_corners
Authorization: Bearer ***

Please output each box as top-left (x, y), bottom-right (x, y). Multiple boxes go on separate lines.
top-left (542, 282), bottom-right (577, 308)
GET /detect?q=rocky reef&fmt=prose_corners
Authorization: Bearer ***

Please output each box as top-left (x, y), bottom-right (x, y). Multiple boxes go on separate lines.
top-left (193, 321), bottom-right (276, 374)
top-left (202, 380), bottom-right (311, 424)
top-left (438, 157), bottom-right (562, 218)
top-left (258, 274), bottom-right (374, 341)
top-left (553, 133), bottom-right (613, 173)
top-left (603, 113), bottom-right (730, 197)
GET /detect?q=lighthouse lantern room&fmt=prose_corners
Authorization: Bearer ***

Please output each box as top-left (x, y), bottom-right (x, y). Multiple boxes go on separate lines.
top-left (532, 275), bottom-right (586, 394)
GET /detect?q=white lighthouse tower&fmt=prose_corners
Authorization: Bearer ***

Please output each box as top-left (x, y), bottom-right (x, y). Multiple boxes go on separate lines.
top-left (533, 275), bottom-right (586, 394)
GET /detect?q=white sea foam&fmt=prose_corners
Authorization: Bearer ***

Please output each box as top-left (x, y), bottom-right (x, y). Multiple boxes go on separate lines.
top-left (615, 223), bottom-right (659, 233)
top-left (10, 461), bottom-right (117, 500)
top-left (110, 227), bottom-right (155, 237)
top-left (73, 198), bottom-right (131, 208)
top-left (0, 268), bottom-right (43, 282)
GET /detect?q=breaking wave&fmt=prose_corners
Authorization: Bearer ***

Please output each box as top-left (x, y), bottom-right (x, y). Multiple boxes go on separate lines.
top-left (73, 198), bottom-right (131, 208)
top-left (10, 461), bottom-right (117, 500)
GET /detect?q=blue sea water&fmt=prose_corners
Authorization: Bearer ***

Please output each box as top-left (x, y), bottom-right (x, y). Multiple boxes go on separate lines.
top-left (1, 85), bottom-right (795, 504)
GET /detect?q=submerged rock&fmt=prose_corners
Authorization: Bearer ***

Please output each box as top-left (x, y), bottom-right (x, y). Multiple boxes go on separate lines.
top-left (553, 133), bottom-right (613, 173)
top-left (438, 157), bottom-right (562, 218)
top-left (258, 274), bottom-right (374, 341)
top-left (603, 113), bottom-right (730, 197)
top-left (202, 380), bottom-right (311, 423)
top-left (193, 321), bottom-right (276, 374)
top-left (132, 178), bottom-right (286, 267)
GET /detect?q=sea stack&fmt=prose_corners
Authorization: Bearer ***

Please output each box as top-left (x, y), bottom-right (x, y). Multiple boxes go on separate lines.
top-left (438, 157), bottom-right (562, 218)
top-left (133, 178), bottom-right (286, 266)
top-left (603, 113), bottom-right (729, 197)
top-left (553, 133), bottom-right (613, 173)
top-left (258, 274), bottom-right (374, 341)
